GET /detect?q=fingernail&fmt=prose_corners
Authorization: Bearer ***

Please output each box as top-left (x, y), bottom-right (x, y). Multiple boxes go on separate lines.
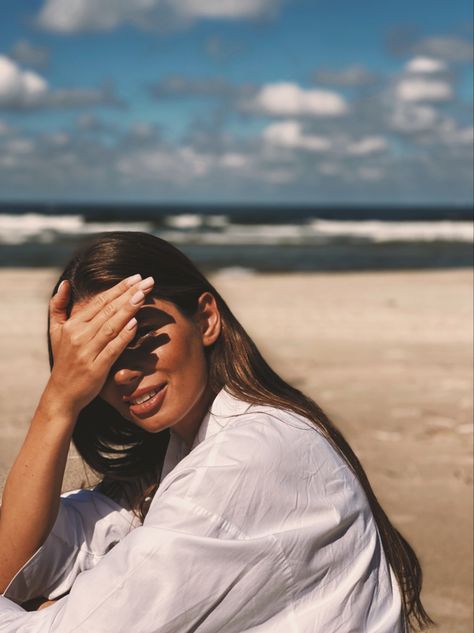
top-left (138, 276), bottom-right (154, 290)
top-left (126, 317), bottom-right (137, 330)
top-left (130, 290), bottom-right (145, 305)
top-left (56, 280), bottom-right (66, 294)
top-left (126, 274), bottom-right (142, 287)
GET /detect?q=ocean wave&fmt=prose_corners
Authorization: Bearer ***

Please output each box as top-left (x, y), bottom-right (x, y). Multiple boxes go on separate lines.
top-left (164, 214), bottom-right (203, 229)
top-left (155, 224), bottom-right (311, 245)
top-left (213, 266), bottom-right (256, 278)
top-left (0, 213), bottom-right (472, 247)
top-left (309, 219), bottom-right (473, 243)
top-left (0, 213), bottom-right (153, 245)
top-left (155, 220), bottom-right (473, 245)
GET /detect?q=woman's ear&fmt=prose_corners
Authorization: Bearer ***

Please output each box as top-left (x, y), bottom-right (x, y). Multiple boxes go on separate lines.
top-left (195, 292), bottom-right (221, 347)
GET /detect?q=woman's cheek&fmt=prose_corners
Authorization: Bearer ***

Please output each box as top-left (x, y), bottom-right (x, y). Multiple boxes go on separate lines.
top-left (165, 331), bottom-right (200, 373)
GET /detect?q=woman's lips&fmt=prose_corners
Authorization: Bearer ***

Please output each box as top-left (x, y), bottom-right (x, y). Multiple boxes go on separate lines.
top-left (128, 383), bottom-right (168, 417)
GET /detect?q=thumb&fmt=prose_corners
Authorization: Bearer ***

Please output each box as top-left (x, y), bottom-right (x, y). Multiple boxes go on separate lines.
top-left (49, 279), bottom-right (71, 329)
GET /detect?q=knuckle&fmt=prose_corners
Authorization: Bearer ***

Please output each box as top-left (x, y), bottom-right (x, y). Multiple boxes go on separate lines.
top-left (70, 334), bottom-right (82, 347)
top-left (120, 329), bottom-right (132, 342)
top-left (102, 345), bottom-right (116, 361)
top-left (102, 323), bottom-right (115, 338)
top-left (62, 320), bottom-right (72, 334)
top-left (103, 302), bottom-right (116, 318)
top-left (128, 285), bottom-right (141, 298)
top-left (76, 348), bottom-right (87, 364)
top-left (94, 293), bottom-right (106, 309)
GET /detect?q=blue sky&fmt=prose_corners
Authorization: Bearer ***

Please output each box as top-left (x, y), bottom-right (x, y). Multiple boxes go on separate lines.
top-left (0, 0), bottom-right (472, 204)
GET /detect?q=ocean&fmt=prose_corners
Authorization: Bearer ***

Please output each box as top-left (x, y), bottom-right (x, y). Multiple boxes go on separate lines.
top-left (0, 203), bottom-right (472, 271)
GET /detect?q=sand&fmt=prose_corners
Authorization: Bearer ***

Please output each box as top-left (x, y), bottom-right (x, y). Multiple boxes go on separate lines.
top-left (0, 267), bottom-right (472, 632)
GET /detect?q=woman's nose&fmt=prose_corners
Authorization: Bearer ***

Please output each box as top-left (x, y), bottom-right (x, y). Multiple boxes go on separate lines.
top-left (112, 367), bottom-right (144, 388)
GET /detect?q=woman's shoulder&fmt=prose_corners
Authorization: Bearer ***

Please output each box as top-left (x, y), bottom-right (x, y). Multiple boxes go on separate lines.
top-left (156, 391), bottom-right (365, 528)
top-left (194, 390), bottom-right (341, 469)
top-left (148, 392), bottom-right (373, 551)
top-left (158, 389), bottom-right (352, 483)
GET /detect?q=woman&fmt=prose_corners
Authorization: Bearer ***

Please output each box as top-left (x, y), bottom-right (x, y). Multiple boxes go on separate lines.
top-left (0, 232), bottom-right (432, 632)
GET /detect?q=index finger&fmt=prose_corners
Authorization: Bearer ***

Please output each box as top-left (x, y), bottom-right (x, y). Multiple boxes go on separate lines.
top-left (76, 274), bottom-right (143, 323)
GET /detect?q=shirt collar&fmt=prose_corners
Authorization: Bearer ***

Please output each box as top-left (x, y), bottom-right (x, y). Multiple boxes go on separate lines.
top-left (160, 388), bottom-right (252, 481)
top-left (192, 388), bottom-right (252, 448)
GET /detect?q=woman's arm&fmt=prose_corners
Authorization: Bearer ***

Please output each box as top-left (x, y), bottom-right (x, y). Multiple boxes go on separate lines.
top-left (4, 487), bottom-right (141, 605)
top-left (0, 386), bottom-right (77, 593)
top-left (0, 274), bottom-right (154, 593)
top-left (0, 497), bottom-right (289, 633)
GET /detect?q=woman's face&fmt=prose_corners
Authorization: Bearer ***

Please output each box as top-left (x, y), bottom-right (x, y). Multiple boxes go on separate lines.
top-left (75, 291), bottom-right (221, 447)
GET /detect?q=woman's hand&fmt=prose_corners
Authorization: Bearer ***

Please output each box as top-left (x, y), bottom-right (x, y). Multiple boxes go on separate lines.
top-left (46, 274), bottom-right (154, 417)
top-left (20, 597), bottom-right (58, 612)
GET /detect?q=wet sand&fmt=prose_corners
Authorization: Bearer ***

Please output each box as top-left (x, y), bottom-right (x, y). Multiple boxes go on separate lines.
top-left (0, 267), bottom-right (472, 632)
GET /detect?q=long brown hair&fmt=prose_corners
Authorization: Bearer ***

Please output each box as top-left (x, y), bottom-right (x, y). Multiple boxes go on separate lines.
top-left (48, 231), bottom-right (432, 631)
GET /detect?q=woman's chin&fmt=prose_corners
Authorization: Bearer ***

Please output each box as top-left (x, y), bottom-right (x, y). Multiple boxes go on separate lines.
top-left (132, 417), bottom-right (169, 434)
top-left (126, 405), bottom-right (171, 433)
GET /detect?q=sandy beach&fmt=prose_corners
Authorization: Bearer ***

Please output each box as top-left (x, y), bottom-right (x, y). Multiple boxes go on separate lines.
top-left (0, 267), bottom-right (472, 632)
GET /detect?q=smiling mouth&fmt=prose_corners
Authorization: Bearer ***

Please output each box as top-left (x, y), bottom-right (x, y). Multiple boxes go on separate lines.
top-left (126, 383), bottom-right (168, 416)
top-left (130, 388), bottom-right (161, 405)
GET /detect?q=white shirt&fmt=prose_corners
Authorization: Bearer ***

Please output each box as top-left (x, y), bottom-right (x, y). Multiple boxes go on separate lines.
top-left (0, 389), bottom-right (406, 632)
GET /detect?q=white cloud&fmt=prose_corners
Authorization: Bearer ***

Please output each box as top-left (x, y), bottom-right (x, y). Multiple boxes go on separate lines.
top-left (10, 40), bottom-right (50, 68)
top-left (438, 120), bottom-right (474, 146)
top-left (117, 146), bottom-right (213, 183)
top-left (319, 163), bottom-right (340, 176)
top-left (414, 36), bottom-right (474, 63)
top-left (47, 132), bottom-right (70, 147)
top-left (452, 126), bottom-right (474, 145)
top-left (5, 138), bottom-right (36, 155)
top-left (244, 82), bottom-right (348, 117)
top-left (262, 122), bottom-right (388, 158)
top-left (176, 0), bottom-right (277, 19)
top-left (76, 113), bottom-right (107, 131)
top-left (149, 75), bottom-right (240, 100)
top-left (38, 0), bottom-right (147, 32)
top-left (0, 55), bottom-right (123, 110)
top-left (346, 136), bottom-right (388, 156)
top-left (0, 118), bottom-right (472, 202)
top-left (127, 122), bottom-right (159, 141)
top-left (37, 0), bottom-right (281, 32)
top-left (456, 127), bottom-right (474, 145)
top-left (390, 104), bottom-right (438, 133)
top-left (395, 78), bottom-right (452, 102)
top-left (0, 55), bottom-right (48, 107)
top-left (220, 153), bottom-right (248, 168)
top-left (405, 57), bottom-right (447, 74)
top-left (1, 36), bottom-right (472, 204)
top-left (314, 65), bottom-right (377, 87)
top-left (260, 168), bottom-right (295, 184)
top-left (262, 120), bottom-right (332, 151)
top-left (205, 35), bottom-right (244, 61)
top-left (358, 166), bottom-right (384, 181)
top-left (47, 85), bottom-right (123, 108)
top-left (117, 145), bottom-right (253, 184)
top-left (388, 32), bottom-right (474, 64)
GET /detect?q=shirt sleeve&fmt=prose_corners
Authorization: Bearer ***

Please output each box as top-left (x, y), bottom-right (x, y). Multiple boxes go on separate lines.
top-left (2, 488), bottom-right (140, 605)
top-left (0, 493), bottom-right (292, 633)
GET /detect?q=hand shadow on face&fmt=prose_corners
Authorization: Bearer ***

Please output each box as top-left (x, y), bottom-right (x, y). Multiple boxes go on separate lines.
top-left (114, 306), bottom-right (176, 374)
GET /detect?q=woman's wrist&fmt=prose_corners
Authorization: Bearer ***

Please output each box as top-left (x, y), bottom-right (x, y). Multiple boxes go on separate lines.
top-left (37, 380), bottom-right (81, 430)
